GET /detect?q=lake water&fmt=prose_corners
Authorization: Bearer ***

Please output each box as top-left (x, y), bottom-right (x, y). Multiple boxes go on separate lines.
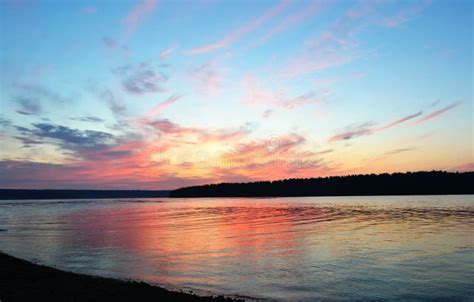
top-left (0, 195), bottom-right (473, 301)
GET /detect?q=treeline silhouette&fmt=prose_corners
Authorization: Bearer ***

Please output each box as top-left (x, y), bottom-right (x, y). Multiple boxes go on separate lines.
top-left (0, 189), bottom-right (169, 200)
top-left (170, 171), bottom-right (474, 198)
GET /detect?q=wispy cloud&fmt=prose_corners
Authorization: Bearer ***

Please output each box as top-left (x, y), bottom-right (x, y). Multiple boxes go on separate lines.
top-left (384, 147), bottom-right (416, 156)
top-left (262, 109), bottom-right (273, 118)
top-left (123, 0), bottom-right (158, 38)
top-left (71, 116), bottom-right (106, 123)
top-left (188, 0), bottom-right (292, 54)
top-left (241, 75), bottom-right (272, 105)
top-left (160, 45), bottom-right (177, 59)
top-left (148, 118), bottom-right (251, 143)
top-left (412, 102), bottom-right (461, 125)
top-left (191, 62), bottom-right (225, 96)
top-left (0, 117), bottom-right (11, 128)
top-left (89, 85), bottom-right (127, 117)
top-left (15, 96), bottom-right (42, 116)
top-left (274, 91), bottom-right (321, 110)
top-left (146, 94), bottom-right (182, 118)
top-left (330, 102), bottom-right (460, 142)
top-left (329, 122), bottom-right (375, 142)
top-left (102, 36), bottom-right (130, 56)
top-left (213, 133), bottom-right (337, 180)
top-left (11, 83), bottom-right (71, 116)
top-left (282, 1), bottom-right (378, 79)
top-left (376, 111), bottom-right (423, 131)
top-left (241, 75), bottom-right (324, 110)
top-left (382, 0), bottom-right (431, 28)
top-left (259, 0), bottom-right (328, 44)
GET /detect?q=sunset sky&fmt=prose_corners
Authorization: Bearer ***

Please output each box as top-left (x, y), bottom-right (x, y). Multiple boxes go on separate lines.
top-left (0, 0), bottom-right (472, 189)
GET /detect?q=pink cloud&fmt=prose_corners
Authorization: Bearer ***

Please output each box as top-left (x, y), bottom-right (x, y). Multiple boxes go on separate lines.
top-left (450, 162), bottom-right (474, 172)
top-left (188, 0), bottom-right (293, 54)
top-left (214, 133), bottom-right (338, 180)
top-left (160, 45), bottom-right (177, 59)
top-left (148, 119), bottom-right (251, 144)
top-left (146, 94), bottom-right (182, 119)
top-left (123, 0), bottom-right (158, 38)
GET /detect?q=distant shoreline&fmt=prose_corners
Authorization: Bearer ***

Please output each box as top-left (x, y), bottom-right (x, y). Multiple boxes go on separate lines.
top-left (0, 189), bottom-right (170, 200)
top-left (1, 171), bottom-right (472, 200)
top-left (170, 171), bottom-right (474, 198)
top-left (0, 251), bottom-right (242, 302)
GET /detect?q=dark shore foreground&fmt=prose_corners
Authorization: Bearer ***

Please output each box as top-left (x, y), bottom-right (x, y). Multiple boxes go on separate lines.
top-left (0, 252), bottom-right (243, 302)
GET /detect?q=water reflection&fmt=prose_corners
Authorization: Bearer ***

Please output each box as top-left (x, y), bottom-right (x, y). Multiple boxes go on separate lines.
top-left (0, 196), bottom-right (473, 301)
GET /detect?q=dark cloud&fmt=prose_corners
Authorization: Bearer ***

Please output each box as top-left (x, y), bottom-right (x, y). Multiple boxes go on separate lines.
top-left (0, 116), bottom-right (11, 128)
top-left (329, 122), bottom-right (374, 141)
top-left (16, 123), bottom-right (114, 151)
top-left (113, 62), bottom-right (168, 94)
top-left (101, 150), bottom-right (133, 157)
top-left (12, 83), bottom-right (68, 103)
top-left (15, 96), bottom-right (42, 115)
top-left (13, 136), bottom-right (43, 148)
top-left (0, 160), bottom-right (78, 189)
top-left (11, 83), bottom-right (73, 117)
top-left (384, 147), bottom-right (416, 155)
top-left (71, 116), bottom-right (105, 123)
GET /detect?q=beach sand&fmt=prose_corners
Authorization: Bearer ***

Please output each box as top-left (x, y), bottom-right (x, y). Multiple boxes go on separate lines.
top-left (0, 251), bottom-right (243, 302)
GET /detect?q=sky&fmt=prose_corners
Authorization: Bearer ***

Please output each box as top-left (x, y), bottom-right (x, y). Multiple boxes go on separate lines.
top-left (0, 0), bottom-right (472, 189)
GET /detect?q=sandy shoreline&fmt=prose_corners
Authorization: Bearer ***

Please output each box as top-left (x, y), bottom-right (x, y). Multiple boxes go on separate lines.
top-left (0, 251), bottom-right (244, 302)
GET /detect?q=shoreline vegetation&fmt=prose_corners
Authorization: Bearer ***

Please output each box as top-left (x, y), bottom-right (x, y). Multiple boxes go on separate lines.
top-left (0, 171), bottom-right (472, 200)
top-left (0, 251), bottom-right (243, 302)
top-left (170, 171), bottom-right (473, 198)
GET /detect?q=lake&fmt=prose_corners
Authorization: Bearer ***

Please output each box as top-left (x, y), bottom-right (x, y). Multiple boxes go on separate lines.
top-left (0, 195), bottom-right (473, 301)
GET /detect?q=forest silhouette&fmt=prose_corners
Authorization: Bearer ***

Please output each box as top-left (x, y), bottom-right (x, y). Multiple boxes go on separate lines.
top-left (170, 171), bottom-right (473, 198)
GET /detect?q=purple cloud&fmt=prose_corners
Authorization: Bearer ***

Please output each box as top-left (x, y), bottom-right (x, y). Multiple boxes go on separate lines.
top-left (113, 62), bottom-right (168, 95)
top-left (329, 122), bottom-right (375, 142)
top-left (412, 102), bottom-right (461, 125)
